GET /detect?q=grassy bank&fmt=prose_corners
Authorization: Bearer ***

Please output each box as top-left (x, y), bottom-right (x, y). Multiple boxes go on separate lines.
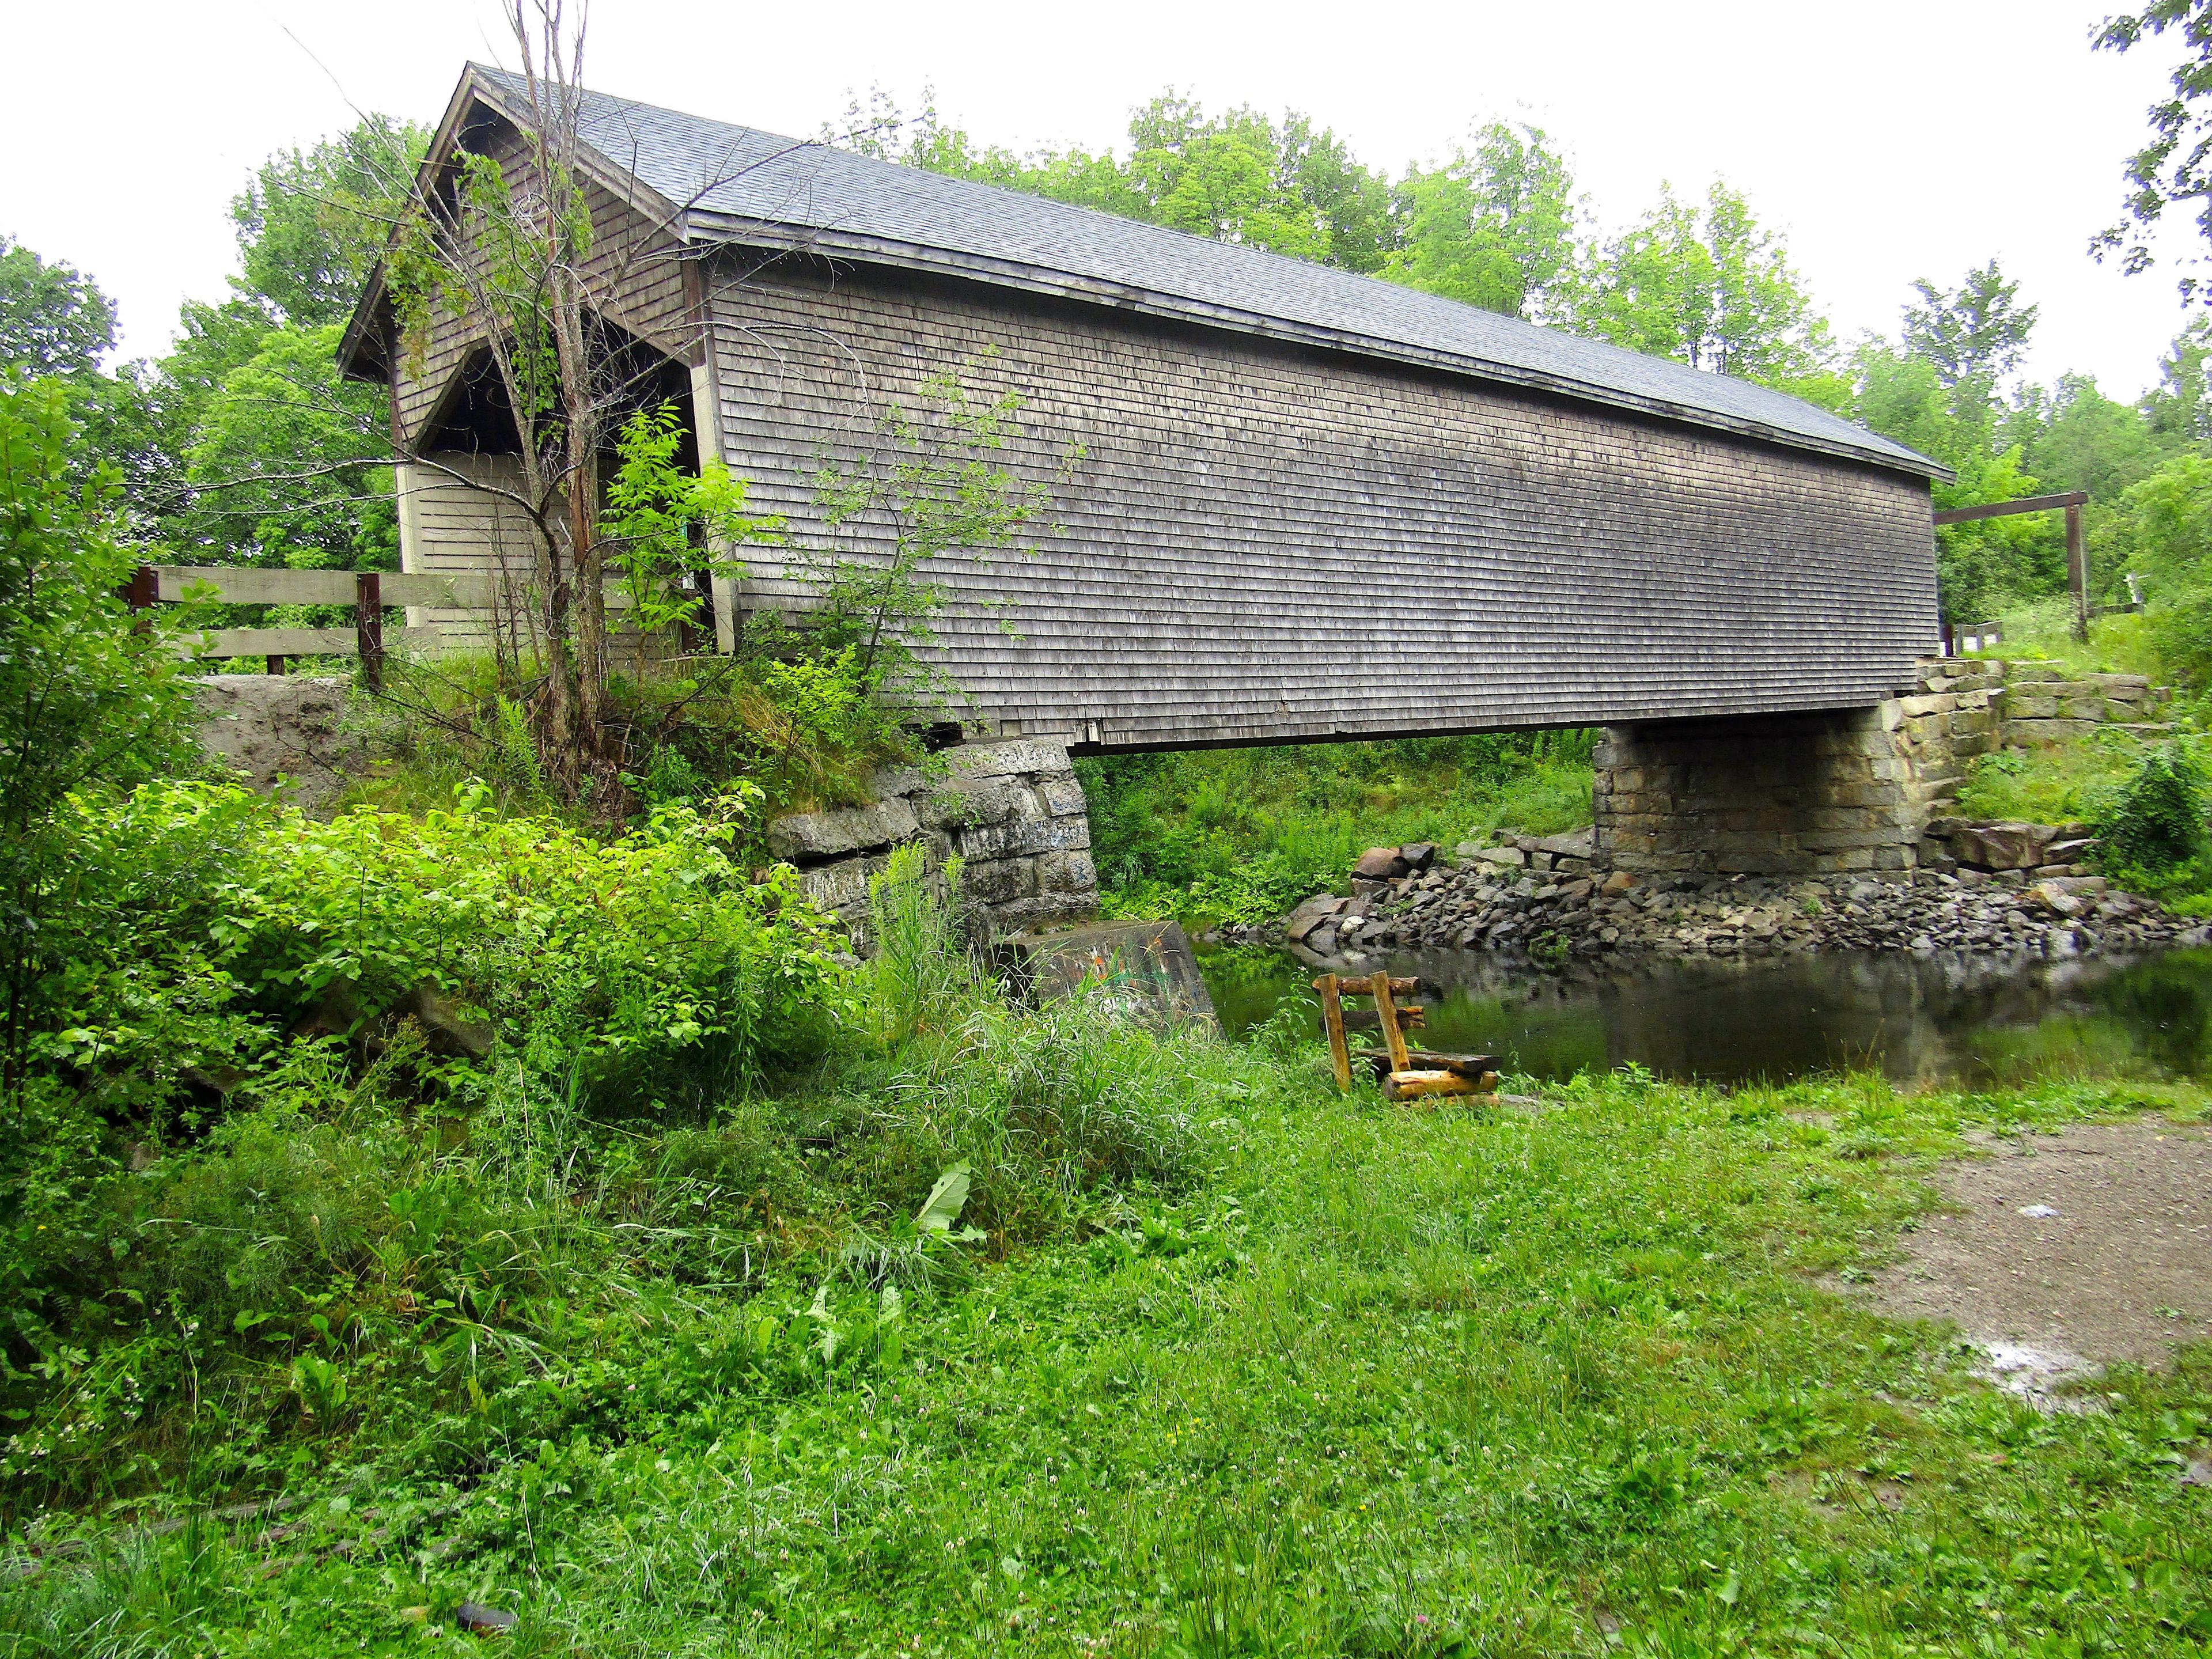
top-left (1078, 735), bottom-right (1596, 927)
top-left (1945, 622), bottom-right (2212, 912)
top-left (6, 759), bottom-right (2211, 1657)
top-left (5, 1005), bottom-right (2210, 1652)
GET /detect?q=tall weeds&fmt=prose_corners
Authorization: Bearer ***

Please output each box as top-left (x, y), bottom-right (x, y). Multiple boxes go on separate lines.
top-left (862, 843), bottom-right (975, 1046)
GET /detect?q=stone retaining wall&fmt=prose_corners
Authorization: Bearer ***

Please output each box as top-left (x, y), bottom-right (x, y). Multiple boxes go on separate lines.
top-left (766, 737), bottom-right (1099, 946)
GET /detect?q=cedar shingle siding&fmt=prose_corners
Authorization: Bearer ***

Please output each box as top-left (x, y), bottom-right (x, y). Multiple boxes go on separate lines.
top-left (708, 257), bottom-right (1937, 751)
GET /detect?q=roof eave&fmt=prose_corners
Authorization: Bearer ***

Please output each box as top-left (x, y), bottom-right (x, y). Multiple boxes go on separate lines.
top-left (336, 66), bottom-right (500, 383)
top-left (688, 210), bottom-right (1950, 483)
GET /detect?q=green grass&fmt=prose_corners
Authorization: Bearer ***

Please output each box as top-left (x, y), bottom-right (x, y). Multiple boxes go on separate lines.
top-left (1950, 719), bottom-right (2212, 915)
top-left (1080, 735), bottom-right (1596, 926)
top-left (1952, 732), bottom-right (2152, 826)
top-left (6, 1041), bottom-right (2210, 1656)
top-left (1981, 599), bottom-right (2168, 684)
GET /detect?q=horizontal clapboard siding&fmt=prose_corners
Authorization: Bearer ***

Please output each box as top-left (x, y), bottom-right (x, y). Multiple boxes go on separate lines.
top-left (706, 255), bottom-right (1937, 750)
top-left (390, 453), bottom-right (687, 672)
top-left (395, 454), bottom-right (544, 645)
top-left (391, 127), bottom-right (698, 448)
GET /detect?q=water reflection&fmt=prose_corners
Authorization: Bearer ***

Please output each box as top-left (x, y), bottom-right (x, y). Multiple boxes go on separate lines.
top-left (1199, 945), bottom-right (2212, 1087)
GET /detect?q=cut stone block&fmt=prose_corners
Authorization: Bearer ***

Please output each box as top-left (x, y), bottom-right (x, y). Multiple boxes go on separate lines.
top-left (767, 797), bottom-right (921, 862)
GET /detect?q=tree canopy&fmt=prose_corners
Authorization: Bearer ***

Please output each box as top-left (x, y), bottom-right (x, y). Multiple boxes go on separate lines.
top-left (2096, 0), bottom-right (2212, 301)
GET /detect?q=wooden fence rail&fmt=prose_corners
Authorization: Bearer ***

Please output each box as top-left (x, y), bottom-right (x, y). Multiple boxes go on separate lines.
top-left (122, 563), bottom-right (664, 688)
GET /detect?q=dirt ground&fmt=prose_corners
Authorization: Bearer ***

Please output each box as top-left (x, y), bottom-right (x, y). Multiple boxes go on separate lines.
top-left (1858, 1119), bottom-right (2212, 1384)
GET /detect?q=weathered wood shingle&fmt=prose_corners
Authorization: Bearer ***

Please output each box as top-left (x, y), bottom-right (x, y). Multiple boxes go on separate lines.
top-left (346, 67), bottom-right (1944, 753)
top-left (709, 257), bottom-right (1936, 750)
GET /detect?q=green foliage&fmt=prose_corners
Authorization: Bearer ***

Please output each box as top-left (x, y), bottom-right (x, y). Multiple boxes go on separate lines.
top-left (358, 639), bottom-right (916, 825)
top-left (147, 116), bottom-right (423, 568)
top-left (1952, 728), bottom-right (2146, 827)
top-left (1903, 258), bottom-right (2038, 398)
top-left (602, 400), bottom-right (781, 635)
top-left (2096, 0), bottom-right (2212, 301)
top-left (0, 382), bottom-right (204, 1088)
top-left (2100, 744), bottom-right (2210, 874)
top-left (6, 1058), bottom-right (2210, 1654)
top-left (0, 238), bottom-right (168, 499)
top-left (854, 91), bottom-right (1395, 272)
top-left (2125, 452), bottom-right (2212, 687)
top-left (229, 116), bottom-right (425, 332)
top-left (180, 322), bottom-right (396, 573)
top-left (863, 842), bottom-right (975, 1047)
top-left (1383, 122), bottom-right (1577, 317)
top-left (1568, 182), bottom-right (1840, 397)
top-left (1084, 731), bottom-right (1594, 923)
top-left (0, 239), bottom-right (115, 380)
top-left (802, 361), bottom-right (1060, 699)
top-left (217, 785), bottom-right (847, 1100)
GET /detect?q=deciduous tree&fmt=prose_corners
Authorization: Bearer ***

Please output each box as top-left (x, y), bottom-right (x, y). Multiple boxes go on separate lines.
top-left (1567, 183), bottom-right (1839, 397)
top-left (1383, 123), bottom-right (1576, 319)
top-left (2096, 0), bottom-right (2212, 301)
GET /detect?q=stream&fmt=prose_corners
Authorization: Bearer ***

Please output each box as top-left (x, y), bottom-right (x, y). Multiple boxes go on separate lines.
top-left (1198, 943), bottom-right (2212, 1088)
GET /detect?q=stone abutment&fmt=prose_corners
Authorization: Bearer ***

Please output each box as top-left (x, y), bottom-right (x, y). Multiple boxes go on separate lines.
top-left (1593, 658), bottom-right (2175, 879)
top-left (765, 736), bottom-right (1100, 947)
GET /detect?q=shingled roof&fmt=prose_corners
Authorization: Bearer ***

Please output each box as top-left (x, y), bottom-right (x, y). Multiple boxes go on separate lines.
top-left (370, 66), bottom-right (1944, 480)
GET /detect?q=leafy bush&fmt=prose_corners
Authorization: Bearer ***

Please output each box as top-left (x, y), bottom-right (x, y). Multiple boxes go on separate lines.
top-left (838, 990), bottom-right (1233, 1239)
top-left (863, 842), bottom-right (976, 1046)
top-left (215, 784), bottom-right (851, 1105)
top-left (2124, 452), bottom-right (2212, 691)
top-left (0, 381), bottom-right (207, 1088)
top-left (2096, 744), bottom-right (2209, 874)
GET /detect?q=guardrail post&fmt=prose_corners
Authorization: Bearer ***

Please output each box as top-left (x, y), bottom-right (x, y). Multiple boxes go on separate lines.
top-left (121, 564), bottom-right (156, 635)
top-left (356, 571), bottom-right (385, 693)
top-left (268, 655), bottom-right (287, 676)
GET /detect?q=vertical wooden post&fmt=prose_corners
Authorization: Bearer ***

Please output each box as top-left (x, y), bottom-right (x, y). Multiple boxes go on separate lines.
top-left (356, 571), bottom-right (385, 693)
top-left (1314, 975), bottom-right (1352, 1092)
top-left (120, 564), bottom-right (156, 636)
top-left (267, 656), bottom-right (288, 676)
top-left (2065, 502), bottom-right (2088, 643)
top-left (1370, 971), bottom-right (1413, 1075)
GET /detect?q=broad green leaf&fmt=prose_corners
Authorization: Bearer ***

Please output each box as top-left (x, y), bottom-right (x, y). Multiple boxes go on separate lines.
top-left (915, 1162), bottom-right (972, 1233)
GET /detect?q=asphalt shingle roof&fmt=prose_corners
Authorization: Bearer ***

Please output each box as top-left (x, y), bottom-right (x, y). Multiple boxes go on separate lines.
top-left (472, 66), bottom-right (1941, 479)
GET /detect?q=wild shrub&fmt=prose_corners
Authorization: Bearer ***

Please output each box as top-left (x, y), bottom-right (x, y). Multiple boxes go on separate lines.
top-left (2096, 743), bottom-right (2209, 873)
top-left (864, 842), bottom-right (976, 1046)
top-left (0, 382), bottom-right (206, 1092)
top-left (849, 991), bottom-right (1232, 1237)
top-left (215, 785), bottom-right (851, 1107)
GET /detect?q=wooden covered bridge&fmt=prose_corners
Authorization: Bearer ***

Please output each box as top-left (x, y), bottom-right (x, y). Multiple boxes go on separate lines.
top-left (338, 65), bottom-right (1952, 894)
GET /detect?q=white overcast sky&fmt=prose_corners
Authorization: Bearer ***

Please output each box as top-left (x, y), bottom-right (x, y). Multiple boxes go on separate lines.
top-left (4, 0), bottom-right (2202, 398)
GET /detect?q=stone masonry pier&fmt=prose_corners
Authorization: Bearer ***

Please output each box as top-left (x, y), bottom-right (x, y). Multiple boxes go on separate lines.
top-left (1594, 707), bottom-right (1918, 878)
top-left (765, 736), bottom-right (1099, 945)
top-left (1594, 657), bottom-right (2175, 880)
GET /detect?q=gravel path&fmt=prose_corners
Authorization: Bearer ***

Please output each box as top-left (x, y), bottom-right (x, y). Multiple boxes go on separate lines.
top-left (1859, 1119), bottom-right (2212, 1373)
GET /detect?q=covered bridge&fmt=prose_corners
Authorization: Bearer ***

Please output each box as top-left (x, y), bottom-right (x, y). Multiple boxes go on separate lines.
top-left (342, 67), bottom-right (1955, 902)
top-left (342, 65), bottom-right (1945, 749)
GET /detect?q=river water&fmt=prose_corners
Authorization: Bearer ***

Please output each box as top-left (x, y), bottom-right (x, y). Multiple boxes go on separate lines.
top-left (1198, 944), bottom-right (2212, 1088)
